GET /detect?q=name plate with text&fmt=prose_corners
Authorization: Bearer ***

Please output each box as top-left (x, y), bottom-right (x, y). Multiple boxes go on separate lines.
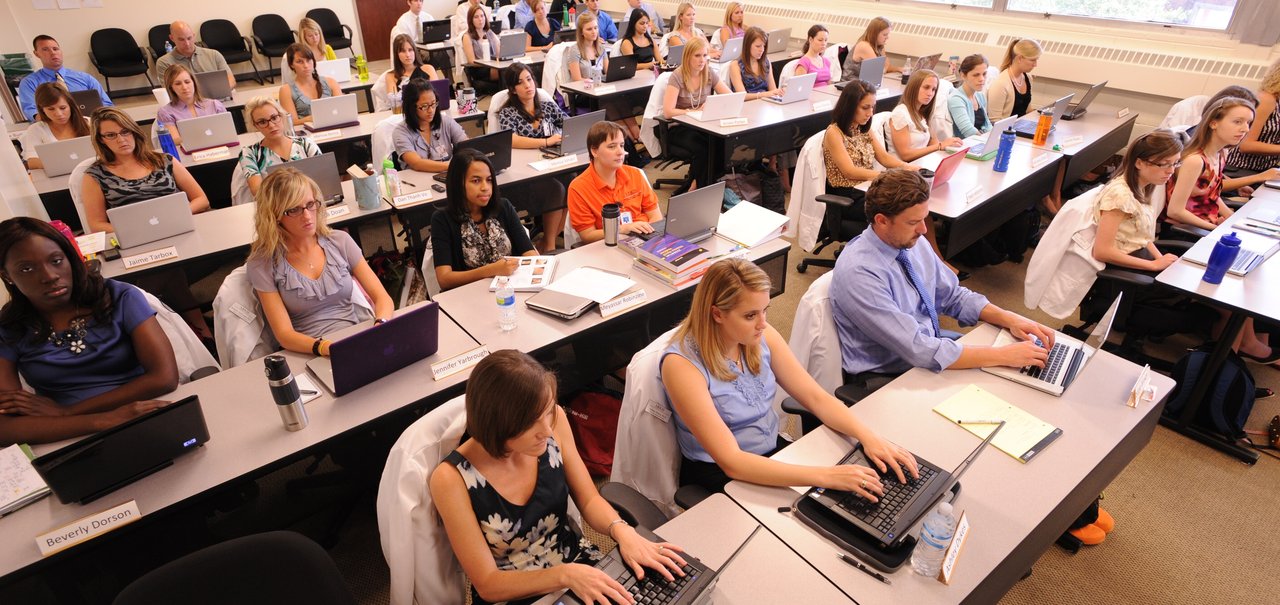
top-left (719, 117), bottom-right (749, 127)
top-left (591, 84), bottom-right (618, 95)
top-left (599, 288), bottom-right (647, 318)
top-left (190, 147), bottom-right (231, 162)
top-left (391, 190), bottom-right (433, 209)
top-left (938, 511), bottom-right (971, 585)
top-left (1116, 107), bottom-right (1131, 119)
top-left (1031, 153), bottom-right (1056, 170)
top-left (1059, 135), bottom-right (1084, 150)
top-left (811, 100), bottom-right (834, 112)
top-left (37, 500), bottom-right (142, 556)
top-left (530, 154), bottom-right (580, 171)
top-left (326, 205), bottom-right (352, 219)
top-left (122, 246), bottom-right (179, 270)
top-left (309, 129), bottom-right (342, 143)
top-left (965, 186), bottom-right (985, 205)
top-left (430, 346), bottom-right (491, 381)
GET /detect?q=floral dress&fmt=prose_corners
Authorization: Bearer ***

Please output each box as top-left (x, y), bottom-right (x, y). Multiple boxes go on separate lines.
top-left (445, 437), bottom-right (602, 605)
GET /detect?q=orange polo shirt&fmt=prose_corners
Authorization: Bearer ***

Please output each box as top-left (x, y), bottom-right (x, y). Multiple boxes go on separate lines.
top-left (567, 164), bottom-right (659, 234)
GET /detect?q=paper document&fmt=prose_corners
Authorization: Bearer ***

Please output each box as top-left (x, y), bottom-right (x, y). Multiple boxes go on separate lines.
top-left (544, 267), bottom-right (635, 303)
top-left (716, 201), bottom-right (790, 247)
top-left (0, 444), bottom-right (51, 516)
top-left (75, 231), bottom-right (107, 255)
top-left (933, 384), bottom-right (1062, 463)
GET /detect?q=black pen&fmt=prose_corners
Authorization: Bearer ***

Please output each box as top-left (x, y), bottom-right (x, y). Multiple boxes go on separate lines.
top-left (300, 390), bottom-right (318, 396)
top-left (837, 553), bottom-right (892, 585)
top-left (401, 179), bottom-right (418, 187)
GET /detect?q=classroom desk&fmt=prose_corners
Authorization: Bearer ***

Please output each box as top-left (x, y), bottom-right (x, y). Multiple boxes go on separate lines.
top-left (476, 51), bottom-right (548, 71)
top-left (671, 94), bottom-right (833, 182)
top-left (119, 74), bottom-right (378, 131)
top-left (0, 301), bottom-right (481, 583)
top-left (816, 79), bottom-right (906, 112)
top-left (724, 324), bottom-right (1176, 604)
top-left (560, 69), bottom-right (656, 118)
top-left (1013, 104), bottom-right (1138, 185)
top-left (1154, 196), bottom-right (1280, 463)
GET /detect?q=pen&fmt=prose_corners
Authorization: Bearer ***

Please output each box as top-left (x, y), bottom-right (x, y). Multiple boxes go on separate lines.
top-left (837, 553), bottom-right (892, 585)
top-left (957, 419), bottom-right (1005, 424)
top-left (401, 179), bottom-right (418, 187)
top-left (300, 390), bottom-right (318, 396)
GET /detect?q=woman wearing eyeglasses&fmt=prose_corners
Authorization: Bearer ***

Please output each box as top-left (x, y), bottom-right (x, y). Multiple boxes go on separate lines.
top-left (247, 168), bottom-right (393, 357)
top-left (238, 97), bottom-right (322, 198)
top-left (394, 80), bottom-right (468, 174)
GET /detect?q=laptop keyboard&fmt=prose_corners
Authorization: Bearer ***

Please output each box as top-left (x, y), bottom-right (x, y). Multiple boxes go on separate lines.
top-left (619, 562), bottom-right (700, 604)
top-left (1231, 250), bottom-right (1261, 272)
top-left (832, 463), bottom-right (938, 533)
top-left (1022, 341), bottom-right (1069, 383)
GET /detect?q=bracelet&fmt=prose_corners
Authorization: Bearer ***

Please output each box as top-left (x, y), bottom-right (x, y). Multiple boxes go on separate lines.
top-left (606, 518), bottom-right (629, 538)
top-left (312, 338), bottom-right (324, 356)
top-left (374, 318), bottom-right (387, 325)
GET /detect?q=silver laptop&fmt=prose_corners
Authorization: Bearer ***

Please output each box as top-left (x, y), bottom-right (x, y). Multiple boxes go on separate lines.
top-left (106, 192), bottom-right (195, 248)
top-left (713, 36), bottom-right (743, 64)
top-left (1182, 231), bottom-right (1280, 276)
top-left (175, 112), bottom-right (238, 154)
top-left (266, 151), bottom-right (344, 205)
top-left (642, 181), bottom-right (725, 243)
top-left (305, 94), bottom-right (360, 132)
top-left (194, 70), bottom-right (233, 102)
top-left (765, 28), bottom-right (790, 54)
top-left (1012, 93), bottom-right (1073, 138)
top-left (982, 294), bottom-right (1122, 396)
top-left (316, 58), bottom-right (352, 83)
top-left (838, 55), bottom-right (886, 90)
top-left (913, 53), bottom-right (943, 73)
top-left (1061, 81), bottom-right (1108, 120)
top-left (497, 31), bottom-right (527, 60)
top-left (763, 72), bottom-right (816, 105)
top-left (664, 43), bottom-right (683, 67)
top-left (306, 302), bottom-right (441, 396)
top-left (543, 109), bottom-right (605, 158)
top-left (684, 92), bottom-right (746, 122)
top-left (34, 136), bottom-right (94, 177)
top-left (960, 115), bottom-right (1018, 160)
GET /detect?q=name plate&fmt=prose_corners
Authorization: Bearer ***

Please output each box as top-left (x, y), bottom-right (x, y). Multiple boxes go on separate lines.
top-left (1116, 107), bottom-right (1131, 119)
top-left (326, 204), bottom-right (352, 219)
top-left (309, 129), bottom-right (342, 143)
top-left (392, 189), bottom-right (433, 208)
top-left (599, 288), bottom-right (647, 318)
top-left (719, 117), bottom-right (749, 127)
top-left (430, 345), bottom-right (491, 381)
top-left (191, 146), bottom-right (231, 162)
top-left (531, 154), bottom-right (580, 171)
top-left (591, 84), bottom-right (618, 95)
top-left (122, 246), bottom-right (179, 270)
top-left (514, 56), bottom-right (535, 64)
top-left (1031, 153), bottom-right (1055, 169)
top-left (811, 99), bottom-right (834, 112)
top-left (938, 511), bottom-right (971, 585)
top-left (37, 500), bottom-right (142, 556)
top-left (964, 186), bottom-right (985, 205)
top-left (1059, 135), bottom-right (1084, 149)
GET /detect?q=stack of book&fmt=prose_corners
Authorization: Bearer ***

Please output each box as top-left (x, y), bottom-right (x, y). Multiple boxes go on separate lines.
top-left (621, 233), bottom-right (713, 288)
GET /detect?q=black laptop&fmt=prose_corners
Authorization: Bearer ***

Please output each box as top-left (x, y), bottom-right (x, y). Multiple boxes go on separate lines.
top-left (603, 55), bottom-right (638, 83)
top-left (434, 130), bottom-right (514, 182)
top-left (70, 90), bottom-right (104, 116)
top-left (33, 395), bottom-right (211, 505)
top-left (422, 19), bottom-right (452, 44)
top-left (554, 29), bottom-right (577, 44)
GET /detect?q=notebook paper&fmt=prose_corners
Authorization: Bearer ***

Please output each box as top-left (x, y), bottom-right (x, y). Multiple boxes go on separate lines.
top-left (933, 384), bottom-right (1063, 463)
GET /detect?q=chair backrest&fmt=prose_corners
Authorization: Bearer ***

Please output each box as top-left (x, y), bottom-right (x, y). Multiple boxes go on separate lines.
top-left (68, 157), bottom-right (96, 233)
top-left (868, 111), bottom-right (892, 169)
top-left (253, 14), bottom-right (294, 46)
top-left (609, 38), bottom-right (624, 58)
top-left (609, 327), bottom-right (682, 518)
top-left (785, 272), bottom-right (841, 401)
top-left (542, 41), bottom-right (573, 94)
top-left (372, 70), bottom-right (396, 112)
top-left (306, 8), bottom-right (345, 39)
top-left (930, 78), bottom-right (956, 141)
top-left (1160, 94), bottom-right (1209, 130)
top-left (639, 71), bottom-right (673, 155)
top-left (201, 19), bottom-right (245, 53)
top-left (714, 61), bottom-right (732, 88)
top-left (91, 28), bottom-right (143, 63)
top-left (778, 59), bottom-right (799, 85)
top-left (496, 5), bottom-right (517, 28)
top-left (823, 43), bottom-right (846, 70)
top-left (372, 114), bottom-right (406, 170)
top-left (148, 24), bottom-right (171, 61)
top-left (133, 284), bottom-right (221, 382)
top-left (1023, 185), bottom-right (1105, 319)
top-left (562, 208), bottom-right (582, 249)
top-left (377, 395), bottom-right (468, 605)
top-left (657, 31), bottom-right (678, 61)
top-left (114, 530), bottom-right (355, 605)
top-left (787, 131), bottom-right (829, 252)
top-left (486, 88), bottom-right (553, 132)
top-left (230, 160), bottom-right (254, 206)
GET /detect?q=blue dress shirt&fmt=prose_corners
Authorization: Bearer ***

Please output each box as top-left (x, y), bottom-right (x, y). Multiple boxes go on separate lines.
top-left (593, 10), bottom-right (619, 42)
top-left (512, 0), bottom-right (535, 29)
top-left (831, 227), bottom-right (989, 375)
top-left (19, 67), bottom-right (113, 121)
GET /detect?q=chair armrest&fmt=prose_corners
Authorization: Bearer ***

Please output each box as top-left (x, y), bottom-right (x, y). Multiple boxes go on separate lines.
top-left (190, 366), bottom-right (221, 381)
top-left (342, 25), bottom-right (354, 40)
top-left (1224, 196), bottom-right (1247, 210)
top-left (1171, 223), bottom-right (1211, 240)
top-left (87, 51), bottom-right (101, 70)
top-left (241, 36), bottom-right (254, 53)
top-left (673, 485), bottom-right (712, 510)
top-left (1153, 239), bottom-right (1193, 254)
top-left (780, 397), bottom-right (808, 417)
top-left (252, 35), bottom-right (266, 53)
top-left (291, 29), bottom-right (299, 42)
top-left (834, 383), bottom-right (873, 407)
top-left (815, 194), bottom-right (852, 208)
top-left (600, 482), bottom-right (669, 531)
top-left (1096, 268), bottom-right (1155, 287)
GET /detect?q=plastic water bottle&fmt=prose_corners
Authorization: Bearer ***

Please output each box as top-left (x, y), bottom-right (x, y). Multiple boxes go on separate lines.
top-left (496, 276), bottom-right (517, 331)
top-left (355, 55), bottom-right (369, 82)
top-left (568, 6), bottom-right (576, 28)
top-left (156, 123), bottom-right (180, 158)
top-left (164, 40), bottom-right (174, 54)
top-left (992, 128), bottom-right (1016, 173)
top-left (911, 502), bottom-right (956, 578)
top-left (1202, 231), bottom-right (1242, 284)
top-left (1033, 109), bottom-right (1053, 145)
top-left (381, 157), bottom-right (400, 199)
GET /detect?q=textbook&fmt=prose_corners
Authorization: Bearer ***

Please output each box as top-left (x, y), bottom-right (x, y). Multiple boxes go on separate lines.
top-left (0, 444), bottom-right (51, 516)
top-left (632, 256), bottom-right (711, 288)
top-left (620, 233), bottom-right (712, 275)
top-left (715, 201), bottom-right (789, 248)
top-left (488, 255), bottom-right (558, 291)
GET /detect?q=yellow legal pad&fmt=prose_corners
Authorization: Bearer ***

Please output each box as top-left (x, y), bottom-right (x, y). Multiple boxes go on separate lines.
top-left (933, 384), bottom-right (1063, 463)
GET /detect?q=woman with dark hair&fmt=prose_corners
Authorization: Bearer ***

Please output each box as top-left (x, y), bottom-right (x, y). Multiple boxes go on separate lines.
top-left (947, 54), bottom-right (992, 138)
top-left (393, 80), bottom-right (468, 173)
top-left (431, 349), bottom-right (685, 605)
top-left (279, 44), bottom-right (341, 124)
top-left (430, 149), bottom-right (538, 291)
top-left (462, 4), bottom-right (501, 85)
top-left (155, 63), bottom-right (228, 148)
top-left (1092, 130), bottom-right (1183, 272)
top-left (0, 217), bottom-right (177, 445)
top-left (823, 80), bottom-right (916, 215)
top-left (387, 33), bottom-right (439, 111)
top-left (20, 82), bottom-right (91, 170)
top-left (727, 27), bottom-right (779, 100)
top-left (793, 25), bottom-right (832, 88)
top-left (496, 64), bottom-right (568, 252)
top-left (619, 8), bottom-right (657, 71)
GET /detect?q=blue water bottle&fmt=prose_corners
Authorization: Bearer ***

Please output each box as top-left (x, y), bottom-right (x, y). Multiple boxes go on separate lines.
top-left (992, 128), bottom-right (1016, 173)
top-left (156, 123), bottom-right (180, 158)
top-left (1202, 231), bottom-right (1241, 284)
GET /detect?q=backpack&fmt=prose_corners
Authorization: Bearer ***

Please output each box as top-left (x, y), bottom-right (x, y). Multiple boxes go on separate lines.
top-left (564, 385), bottom-right (623, 476)
top-left (1164, 346), bottom-right (1256, 439)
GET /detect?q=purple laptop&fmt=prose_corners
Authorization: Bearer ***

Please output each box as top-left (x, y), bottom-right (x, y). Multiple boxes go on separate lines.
top-left (305, 302), bottom-right (441, 396)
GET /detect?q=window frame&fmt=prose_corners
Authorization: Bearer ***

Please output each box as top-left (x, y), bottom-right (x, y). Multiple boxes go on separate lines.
top-left (883, 0), bottom-right (1245, 34)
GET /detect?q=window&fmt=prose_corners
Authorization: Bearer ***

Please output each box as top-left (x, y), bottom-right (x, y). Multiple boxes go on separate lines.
top-left (910, 0), bottom-right (996, 7)
top-left (1006, 0), bottom-right (1239, 29)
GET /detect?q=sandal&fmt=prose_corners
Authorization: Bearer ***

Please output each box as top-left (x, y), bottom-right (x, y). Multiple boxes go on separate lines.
top-left (1240, 348), bottom-right (1280, 365)
top-left (1257, 387), bottom-right (1275, 401)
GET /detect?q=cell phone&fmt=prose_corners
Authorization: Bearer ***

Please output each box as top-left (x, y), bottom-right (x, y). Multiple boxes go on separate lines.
top-left (541, 152), bottom-right (558, 160)
top-left (103, 247), bottom-right (121, 261)
top-left (431, 184), bottom-right (446, 193)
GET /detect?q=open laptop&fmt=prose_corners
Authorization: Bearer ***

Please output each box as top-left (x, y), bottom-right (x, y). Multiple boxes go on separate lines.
top-left (429, 79), bottom-right (453, 111)
top-left (266, 151), bottom-right (344, 206)
top-left (639, 181), bottom-right (725, 243)
top-left (763, 72), bottom-right (816, 105)
top-left (1182, 231), bottom-right (1280, 277)
top-left (913, 53), bottom-right (943, 73)
top-left (434, 130), bottom-right (514, 182)
top-left (664, 43), bottom-right (684, 67)
top-left (107, 192), bottom-right (195, 248)
top-left (1060, 80), bottom-right (1108, 120)
top-left (33, 395), bottom-right (210, 505)
top-left (422, 19), bottom-right (452, 44)
top-left (542, 526), bottom-right (762, 605)
top-left (836, 56), bottom-right (885, 90)
top-left (927, 147), bottom-right (968, 189)
top-left (684, 92), bottom-right (746, 122)
top-left (306, 302), bottom-right (441, 396)
top-left (554, 29), bottom-right (577, 44)
top-left (796, 423), bottom-right (1003, 549)
top-left (497, 31), bottom-right (527, 61)
top-left (603, 54), bottom-right (638, 83)
top-left (955, 115), bottom-right (1018, 160)
top-left (175, 112), bottom-right (239, 154)
top-left (765, 28), bottom-right (790, 53)
top-left (713, 36), bottom-right (744, 64)
top-left (70, 90), bottom-right (104, 116)
top-left (543, 109), bottom-right (605, 157)
top-left (304, 94), bottom-right (360, 132)
top-left (34, 136), bottom-right (94, 177)
top-left (194, 70), bottom-right (233, 102)
top-left (1011, 93), bottom-right (1073, 139)
top-left (316, 58), bottom-right (353, 83)
top-left (982, 294), bottom-right (1123, 396)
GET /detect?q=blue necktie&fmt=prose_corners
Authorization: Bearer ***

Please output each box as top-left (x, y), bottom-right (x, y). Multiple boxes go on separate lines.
top-left (897, 249), bottom-right (940, 337)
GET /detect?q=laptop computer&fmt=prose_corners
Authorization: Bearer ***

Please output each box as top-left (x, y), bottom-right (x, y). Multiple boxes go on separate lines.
top-left (554, 29), bottom-right (577, 44)
top-left (34, 136), bottom-right (94, 177)
top-left (836, 56), bottom-right (885, 90)
top-left (982, 294), bottom-right (1123, 396)
top-left (266, 151), bottom-right (344, 206)
top-left (107, 192), bottom-right (195, 248)
top-left (422, 19), bottom-right (452, 44)
top-left (497, 31), bottom-right (527, 61)
top-left (33, 395), bottom-right (210, 505)
top-left (1060, 80), bottom-right (1108, 120)
top-left (765, 28), bottom-right (790, 54)
top-left (434, 130), bottom-right (514, 182)
top-left (1182, 231), bottom-right (1280, 277)
top-left (542, 526), bottom-right (762, 605)
top-left (306, 302), bottom-right (441, 396)
top-left (194, 70), bottom-right (233, 102)
top-left (543, 109), bottom-right (605, 157)
top-left (913, 53), bottom-right (943, 73)
top-left (955, 115), bottom-right (1018, 160)
top-left (1011, 94), bottom-right (1073, 139)
top-left (713, 36), bottom-right (743, 64)
top-left (175, 112), bottom-right (239, 154)
top-left (927, 147), bottom-right (968, 189)
top-left (603, 55), bottom-right (638, 83)
top-left (70, 90), bottom-right (104, 116)
top-left (763, 72), bottom-right (816, 105)
top-left (684, 92), bottom-right (746, 122)
top-left (526, 288), bottom-right (596, 320)
top-left (640, 181), bottom-right (725, 243)
top-left (664, 43), bottom-right (684, 67)
top-left (304, 94), bottom-right (360, 132)
top-left (429, 79), bottom-right (453, 111)
top-left (316, 58), bottom-right (353, 83)
top-left (795, 423), bottom-right (1003, 549)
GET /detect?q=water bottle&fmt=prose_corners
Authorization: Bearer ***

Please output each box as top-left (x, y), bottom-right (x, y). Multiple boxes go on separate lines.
top-left (992, 128), bottom-right (1016, 173)
top-left (602, 203), bottom-right (621, 246)
top-left (1033, 109), bottom-right (1053, 145)
top-left (382, 157), bottom-right (400, 199)
top-left (496, 276), bottom-right (517, 331)
top-left (156, 123), bottom-right (180, 157)
top-left (902, 57), bottom-right (914, 84)
top-left (948, 55), bottom-right (959, 78)
top-left (264, 355), bottom-right (308, 431)
top-left (568, 6), bottom-right (576, 28)
top-left (911, 502), bottom-right (956, 578)
top-left (355, 55), bottom-right (369, 82)
top-left (1202, 231), bottom-right (1242, 284)
top-left (164, 40), bottom-right (174, 54)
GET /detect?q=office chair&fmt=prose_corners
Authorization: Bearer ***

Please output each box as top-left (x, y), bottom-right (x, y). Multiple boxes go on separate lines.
top-left (252, 14), bottom-right (296, 82)
top-left (88, 28), bottom-right (154, 94)
top-left (146, 24), bottom-right (170, 63)
top-left (788, 133), bottom-right (867, 273)
top-left (639, 73), bottom-right (696, 191)
top-left (306, 8), bottom-right (355, 56)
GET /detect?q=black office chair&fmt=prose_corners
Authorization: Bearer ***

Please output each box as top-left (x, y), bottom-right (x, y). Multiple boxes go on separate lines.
top-left (795, 192), bottom-right (866, 273)
top-left (147, 24), bottom-right (170, 63)
top-left (649, 118), bottom-right (698, 191)
top-left (252, 14), bottom-right (297, 81)
top-left (112, 531), bottom-right (356, 605)
top-left (306, 8), bottom-right (355, 56)
top-left (201, 19), bottom-right (265, 85)
top-left (88, 28), bottom-right (153, 94)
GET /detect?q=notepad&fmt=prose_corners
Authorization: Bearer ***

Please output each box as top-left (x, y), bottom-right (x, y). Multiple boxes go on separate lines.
top-left (1, 444), bottom-right (51, 516)
top-left (933, 384), bottom-right (1063, 463)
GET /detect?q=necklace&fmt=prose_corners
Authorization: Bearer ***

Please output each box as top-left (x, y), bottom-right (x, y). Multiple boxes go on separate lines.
top-left (48, 316), bottom-right (89, 354)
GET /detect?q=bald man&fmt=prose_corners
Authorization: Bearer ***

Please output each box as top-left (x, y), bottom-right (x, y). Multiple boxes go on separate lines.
top-left (154, 21), bottom-right (236, 90)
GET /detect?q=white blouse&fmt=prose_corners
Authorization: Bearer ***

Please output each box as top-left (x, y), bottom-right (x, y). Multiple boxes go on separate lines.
top-left (885, 104), bottom-right (931, 158)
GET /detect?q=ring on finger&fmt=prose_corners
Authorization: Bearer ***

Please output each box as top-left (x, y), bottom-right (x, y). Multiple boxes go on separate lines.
top-left (860, 479), bottom-right (867, 489)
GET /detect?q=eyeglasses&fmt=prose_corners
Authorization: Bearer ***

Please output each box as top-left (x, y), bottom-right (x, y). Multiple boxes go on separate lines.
top-left (1144, 159), bottom-right (1181, 170)
top-left (98, 130), bottom-right (133, 141)
top-left (253, 114), bottom-right (283, 128)
top-left (281, 200), bottom-right (321, 218)
top-left (416, 102), bottom-right (438, 112)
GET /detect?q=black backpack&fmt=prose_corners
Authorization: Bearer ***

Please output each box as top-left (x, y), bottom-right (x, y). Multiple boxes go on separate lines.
top-left (1164, 346), bottom-right (1256, 439)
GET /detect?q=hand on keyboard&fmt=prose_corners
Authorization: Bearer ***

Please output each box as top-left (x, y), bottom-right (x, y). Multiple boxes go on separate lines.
top-left (563, 562), bottom-right (637, 605)
top-left (617, 533), bottom-right (687, 582)
top-left (858, 434), bottom-right (920, 484)
top-left (1005, 314), bottom-right (1056, 351)
top-left (822, 464), bottom-right (886, 502)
